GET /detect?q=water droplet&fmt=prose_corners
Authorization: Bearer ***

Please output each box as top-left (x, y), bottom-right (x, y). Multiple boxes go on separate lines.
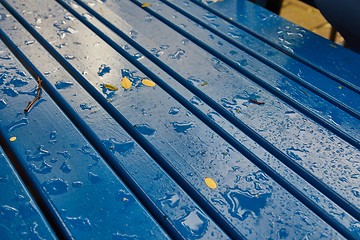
top-left (66, 216), bottom-right (92, 230)
top-left (66, 27), bottom-right (78, 34)
top-left (97, 64), bottom-right (111, 77)
top-left (351, 174), bottom-right (360, 179)
top-left (145, 14), bottom-right (153, 22)
top-left (229, 50), bottom-right (237, 56)
top-left (60, 161), bottom-right (71, 173)
top-left (72, 181), bottom-right (83, 188)
top-left (168, 107), bottom-right (180, 115)
top-left (64, 54), bottom-right (75, 60)
top-left (129, 30), bottom-right (138, 39)
top-left (159, 44), bottom-right (169, 50)
top-left (169, 49), bottom-right (185, 60)
top-left (227, 31), bottom-right (241, 38)
top-left (0, 99), bottom-right (7, 110)
top-left (15, 70), bottom-right (26, 77)
top-left (1, 86), bottom-right (19, 97)
top-left (82, 13), bottom-right (93, 19)
top-left (102, 138), bottom-right (134, 155)
top-left (0, 53), bottom-right (11, 60)
top-left (203, 12), bottom-right (217, 21)
top-left (182, 39), bottom-right (189, 45)
top-left (237, 59), bottom-right (248, 66)
top-left (10, 76), bottom-right (30, 87)
top-left (159, 193), bottom-right (180, 208)
top-left (0, 205), bottom-right (18, 218)
top-left (29, 161), bottom-right (52, 174)
top-left (27, 146), bottom-right (51, 162)
top-left (171, 121), bottom-right (194, 133)
top-left (284, 110), bottom-right (298, 118)
top-left (190, 96), bottom-right (203, 105)
top-left (7, 117), bottom-right (28, 132)
top-left (277, 228), bottom-right (289, 239)
top-left (49, 131), bottom-right (57, 144)
top-left (55, 43), bottom-right (67, 49)
top-left (352, 187), bottom-right (360, 198)
top-left (133, 52), bottom-right (143, 60)
top-left (64, 13), bottom-right (76, 21)
top-left (24, 40), bottom-right (35, 46)
top-left (57, 151), bottom-right (71, 159)
top-left (178, 208), bottom-right (209, 238)
top-left (134, 124), bottom-right (156, 136)
top-left (211, 57), bottom-right (229, 72)
top-left (42, 178), bottom-right (68, 195)
top-left (88, 172), bottom-right (101, 184)
top-left (286, 147), bottom-right (308, 161)
top-left (55, 80), bottom-right (73, 89)
top-left (80, 103), bottom-right (95, 110)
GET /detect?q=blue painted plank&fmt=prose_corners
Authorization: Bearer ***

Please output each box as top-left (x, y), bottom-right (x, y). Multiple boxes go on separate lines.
top-left (0, 146), bottom-right (56, 240)
top-left (0, 3), bottom-right (230, 240)
top-left (76, 0), bottom-right (360, 146)
top-left (192, 0), bottom-right (360, 91)
top-left (67, 0), bottom-right (360, 219)
top-left (0, 40), bottom-right (168, 239)
top-left (0, 0), bottom-right (356, 239)
top-left (155, 0), bottom-right (360, 118)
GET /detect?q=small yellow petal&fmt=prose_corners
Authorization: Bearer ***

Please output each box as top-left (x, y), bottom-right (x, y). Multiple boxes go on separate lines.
top-left (10, 136), bottom-right (17, 142)
top-left (204, 177), bottom-right (217, 189)
top-left (338, 86), bottom-right (343, 89)
top-left (121, 77), bottom-right (132, 90)
top-left (201, 81), bottom-right (208, 86)
top-left (142, 79), bottom-right (156, 87)
top-left (141, 2), bottom-right (151, 7)
top-left (103, 83), bottom-right (118, 91)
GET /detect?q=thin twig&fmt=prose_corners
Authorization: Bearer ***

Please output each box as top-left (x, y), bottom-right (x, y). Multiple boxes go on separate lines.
top-left (249, 98), bottom-right (265, 105)
top-left (24, 77), bottom-right (42, 113)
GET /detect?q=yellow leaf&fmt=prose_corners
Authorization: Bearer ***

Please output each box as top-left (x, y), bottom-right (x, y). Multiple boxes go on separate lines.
top-left (103, 83), bottom-right (118, 91)
top-left (142, 79), bottom-right (156, 87)
top-left (338, 86), bottom-right (343, 89)
top-left (121, 76), bottom-right (132, 89)
top-left (141, 2), bottom-right (151, 8)
top-left (204, 177), bottom-right (217, 189)
top-left (201, 81), bottom-right (208, 86)
top-left (10, 136), bottom-right (17, 142)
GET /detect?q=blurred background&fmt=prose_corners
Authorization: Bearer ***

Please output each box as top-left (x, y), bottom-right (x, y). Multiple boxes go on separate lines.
top-left (253, 0), bottom-right (345, 45)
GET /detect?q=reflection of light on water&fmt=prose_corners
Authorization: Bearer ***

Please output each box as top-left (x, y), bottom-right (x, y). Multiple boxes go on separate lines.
top-left (222, 187), bottom-right (271, 221)
top-left (159, 193), bottom-right (180, 208)
top-left (178, 208), bottom-right (209, 238)
top-left (221, 171), bottom-right (272, 221)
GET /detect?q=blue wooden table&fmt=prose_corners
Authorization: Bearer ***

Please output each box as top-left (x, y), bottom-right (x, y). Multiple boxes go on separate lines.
top-left (0, 0), bottom-right (359, 239)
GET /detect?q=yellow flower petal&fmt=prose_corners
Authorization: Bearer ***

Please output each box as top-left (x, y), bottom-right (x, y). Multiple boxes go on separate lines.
top-left (204, 177), bottom-right (217, 189)
top-left (10, 136), bottom-right (17, 142)
top-left (121, 76), bottom-right (132, 90)
top-left (141, 2), bottom-right (151, 8)
top-left (338, 86), bottom-right (343, 89)
top-left (142, 79), bottom-right (156, 87)
top-left (103, 83), bottom-right (118, 91)
top-left (201, 81), bottom-right (208, 86)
